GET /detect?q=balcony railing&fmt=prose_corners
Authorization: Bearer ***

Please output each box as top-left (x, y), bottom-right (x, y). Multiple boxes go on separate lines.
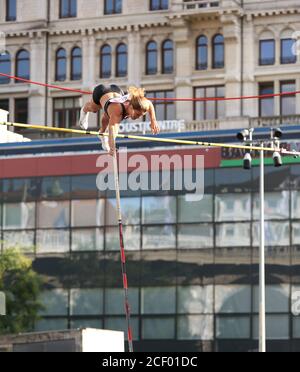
top-left (250, 115), bottom-right (300, 128)
top-left (171, 0), bottom-right (241, 12)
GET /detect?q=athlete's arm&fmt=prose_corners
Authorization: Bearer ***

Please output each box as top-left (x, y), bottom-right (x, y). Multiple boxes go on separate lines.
top-left (147, 100), bottom-right (160, 135)
top-left (107, 104), bottom-right (123, 156)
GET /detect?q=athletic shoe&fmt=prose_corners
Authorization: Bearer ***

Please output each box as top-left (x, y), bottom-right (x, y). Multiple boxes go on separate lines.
top-left (79, 107), bottom-right (89, 130)
top-left (98, 133), bottom-right (110, 152)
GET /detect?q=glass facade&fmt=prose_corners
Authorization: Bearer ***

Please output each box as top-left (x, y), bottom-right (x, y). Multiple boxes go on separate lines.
top-left (1, 163), bottom-right (300, 352)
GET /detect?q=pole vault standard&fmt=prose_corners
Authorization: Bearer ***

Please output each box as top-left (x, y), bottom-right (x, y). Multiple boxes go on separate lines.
top-left (1, 121), bottom-right (300, 156)
top-left (110, 132), bottom-right (134, 353)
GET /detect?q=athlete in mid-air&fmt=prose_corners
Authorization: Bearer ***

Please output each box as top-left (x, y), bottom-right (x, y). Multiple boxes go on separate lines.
top-left (79, 84), bottom-right (160, 155)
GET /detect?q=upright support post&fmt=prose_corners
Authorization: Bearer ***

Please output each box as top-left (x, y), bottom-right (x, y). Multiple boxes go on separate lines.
top-left (112, 141), bottom-right (134, 353)
top-left (259, 148), bottom-right (266, 352)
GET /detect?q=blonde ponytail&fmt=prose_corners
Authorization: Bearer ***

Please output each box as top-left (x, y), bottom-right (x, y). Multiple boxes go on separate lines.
top-left (128, 86), bottom-right (149, 113)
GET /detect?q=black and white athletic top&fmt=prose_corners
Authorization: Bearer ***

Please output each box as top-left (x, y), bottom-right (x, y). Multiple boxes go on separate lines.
top-left (104, 94), bottom-right (130, 120)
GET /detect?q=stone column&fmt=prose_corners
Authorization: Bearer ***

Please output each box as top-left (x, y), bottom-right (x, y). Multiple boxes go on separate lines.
top-left (29, 31), bottom-right (46, 125)
top-left (172, 18), bottom-right (193, 123)
top-left (127, 26), bottom-right (141, 86)
top-left (222, 13), bottom-right (242, 118)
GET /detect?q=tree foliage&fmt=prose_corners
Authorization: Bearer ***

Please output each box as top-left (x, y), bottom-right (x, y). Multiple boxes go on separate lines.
top-left (0, 249), bottom-right (43, 335)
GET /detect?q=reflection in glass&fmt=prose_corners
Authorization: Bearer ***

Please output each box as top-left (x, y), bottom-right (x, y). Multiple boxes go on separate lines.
top-left (178, 224), bottom-right (213, 249)
top-left (216, 316), bottom-right (250, 339)
top-left (143, 226), bottom-right (176, 250)
top-left (178, 286), bottom-right (213, 314)
top-left (142, 196), bottom-right (176, 224)
top-left (216, 223), bottom-right (251, 247)
top-left (215, 194), bottom-right (251, 222)
top-left (253, 285), bottom-right (290, 313)
top-left (37, 230), bottom-right (70, 253)
top-left (41, 177), bottom-right (70, 200)
top-left (39, 289), bottom-right (68, 316)
top-left (178, 194), bottom-right (212, 223)
top-left (71, 199), bottom-right (105, 227)
top-left (35, 319), bottom-right (68, 332)
top-left (105, 288), bottom-right (139, 315)
top-left (215, 285), bottom-right (251, 313)
top-left (70, 288), bottom-right (103, 315)
top-left (142, 317), bottom-right (175, 339)
top-left (252, 222), bottom-right (290, 246)
top-left (253, 315), bottom-right (289, 340)
top-left (3, 231), bottom-right (35, 252)
top-left (71, 175), bottom-right (99, 199)
top-left (106, 226), bottom-right (140, 251)
top-left (178, 315), bottom-right (213, 340)
top-left (3, 202), bottom-right (35, 229)
top-left (71, 319), bottom-right (102, 330)
top-left (253, 192), bottom-right (289, 220)
top-left (105, 317), bottom-right (139, 340)
top-left (71, 228), bottom-right (104, 251)
top-left (106, 198), bottom-right (140, 225)
top-left (37, 201), bottom-right (70, 228)
top-left (141, 287), bottom-right (176, 314)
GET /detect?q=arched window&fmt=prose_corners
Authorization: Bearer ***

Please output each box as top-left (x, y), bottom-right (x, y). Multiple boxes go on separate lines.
top-left (146, 41), bottom-right (158, 75)
top-left (196, 35), bottom-right (208, 70)
top-left (212, 34), bottom-right (224, 69)
top-left (116, 43), bottom-right (127, 77)
top-left (162, 39), bottom-right (173, 74)
top-left (100, 45), bottom-right (112, 78)
top-left (15, 50), bottom-right (30, 82)
top-left (56, 48), bottom-right (67, 81)
top-left (0, 52), bottom-right (11, 84)
top-left (71, 47), bottom-right (82, 80)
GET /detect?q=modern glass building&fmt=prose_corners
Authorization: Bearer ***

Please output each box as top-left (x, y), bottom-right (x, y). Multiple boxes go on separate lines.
top-left (1, 127), bottom-right (300, 352)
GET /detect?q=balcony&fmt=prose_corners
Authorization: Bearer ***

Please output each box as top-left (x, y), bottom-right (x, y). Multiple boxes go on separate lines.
top-left (171, 0), bottom-right (241, 12)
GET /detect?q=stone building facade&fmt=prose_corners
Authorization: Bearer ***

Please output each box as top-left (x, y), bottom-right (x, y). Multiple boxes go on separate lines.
top-left (0, 0), bottom-right (300, 135)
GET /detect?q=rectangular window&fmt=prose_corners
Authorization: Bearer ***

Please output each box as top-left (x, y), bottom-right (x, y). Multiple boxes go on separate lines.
top-left (71, 199), bottom-right (105, 227)
top-left (194, 86), bottom-right (225, 121)
top-left (105, 226), bottom-right (141, 251)
top-left (0, 99), bottom-right (9, 112)
top-left (280, 81), bottom-right (296, 116)
top-left (37, 200), bottom-right (70, 228)
top-left (178, 315), bottom-right (213, 340)
top-left (141, 287), bottom-right (176, 314)
top-left (146, 91), bottom-right (175, 121)
top-left (106, 197), bottom-right (140, 226)
top-left (143, 225), bottom-right (176, 250)
top-left (253, 191), bottom-right (290, 220)
top-left (215, 193), bottom-right (251, 222)
top-left (216, 223), bottom-right (251, 247)
top-left (178, 224), bottom-right (214, 249)
top-left (14, 98), bottom-right (28, 124)
top-left (216, 316), bottom-right (250, 339)
top-left (253, 315), bottom-right (289, 340)
top-left (36, 229), bottom-right (70, 253)
top-left (3, 202), bottom-right (35, 229)
top-left (259, 40), bottom-right (275, 65)
top-left (60, 0), bottom-right (77, 18)
top-left (178, 194), bottom-right (213, 223)
top-left (53, 97), bottom-right (80, 129)
top-left (3, 231), bottom-right (35, 252)
top-left (71, 228), bottom-right (104, 251)
top-left (150, 0), bottom-right (169, 10)
top-left (252, 221), bottom-right (290, 247)
top-left (105, 288), bottom-right (139, 315)
top-left (39, 289), bottom-right (68, 316)
top-left (253, 285), bottom-right (290, 313)
top-left (142, 196), bottom-right (176, 224)
top-left (178, 285), bottom-right (213, 314)
top-left (6, 0), bottom-right (16, 21)
top-left (259, 83), bottom-right (274, 117)
top-left (70, 288), bottom-right (103, 315)
top-left (142, 317), bottom-right (175, 339)
top-left (281, 39), bottom-right (297, 64)
top-left (215, 285), bottom-right (251, 314)
top-left (104, 0), bottom-right (122, 15)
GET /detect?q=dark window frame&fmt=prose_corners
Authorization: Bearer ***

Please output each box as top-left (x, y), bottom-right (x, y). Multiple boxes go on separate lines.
top-left (259, 82), bottom-right (274, 117)
top-left (0, 52), bottom-right (11, 84)
top-left (71, 47), bottom-right (82, 81)
top-left (162, 39), bottom-right (174, 74)
top-left (196, 35), bottom-right (208, 70)
top-left (281, 39), bottom-right (297, 65)
top-left (53, 97), bottom-right (81, 130)
top-left (104, 0), bottom-right (122, 15)
top-left (55, 48), bottom-right (67, 82)
top-left (100, 45), bottom-right (112, 79)
top-left (194, 85), bottom-right (225, 121)
top-left (150, 0), bottom-right (169, 11)
top-left (15, 49), bottom-right (30, 83)
top-left (59, 0), bottom-right (77, 19)
top-left (14, 97), bottom-right (28, 125)
top-left (6, 0), bottom-right (16, 21)
top-left (280, 80), bottom-right (296, 116)
top-left (146, 41), bottom-right (158, 75)
top-left (212, 34), bottom-right (225, 69)
top-left (259, 39), bottom-right (275, 66)
top-left (116, 43), bottom-right (127, 78)
top-left (146, 90), bottom-right (175, 121)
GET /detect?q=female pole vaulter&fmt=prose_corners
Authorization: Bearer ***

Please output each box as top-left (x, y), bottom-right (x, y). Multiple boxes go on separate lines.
top-left (79, 84), bottom-right (160, 155)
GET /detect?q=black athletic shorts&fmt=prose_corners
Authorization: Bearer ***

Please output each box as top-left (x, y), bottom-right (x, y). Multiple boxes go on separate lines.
top-left (92, 84), bottom-right (125, 105)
